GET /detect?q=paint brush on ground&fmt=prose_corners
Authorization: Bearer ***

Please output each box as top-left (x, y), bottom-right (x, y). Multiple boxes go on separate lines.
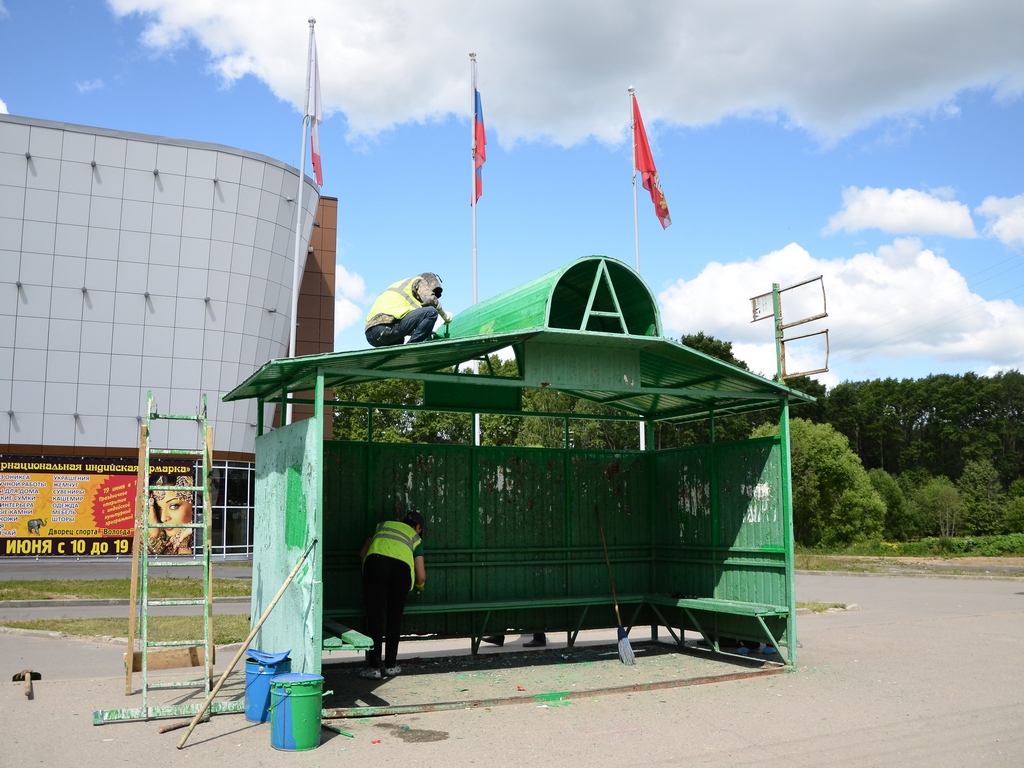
top-left (322, 722), bottom-right (355, 737)
top-left (594, 504), bottom-right (635, 665)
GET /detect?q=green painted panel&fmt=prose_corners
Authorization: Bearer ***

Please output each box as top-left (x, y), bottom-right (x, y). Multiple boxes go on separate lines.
top-left (285, 465), bottom-right (307, 548)
top-left (522, 339), bottom-right (641, 391)
top-left (252, 418), bottom-right (322, 674)
top-left (423, 379), bottom-right (522, 412)
top-left (252, 417), bottom-right (323, 675)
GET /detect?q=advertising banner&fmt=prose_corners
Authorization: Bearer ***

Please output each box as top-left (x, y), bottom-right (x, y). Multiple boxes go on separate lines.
top-left (0, 456), bottom-right (199, 557)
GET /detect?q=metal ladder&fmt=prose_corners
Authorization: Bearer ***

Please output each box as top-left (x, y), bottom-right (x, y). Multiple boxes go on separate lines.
top-left (124, 392), bottom-right (214, 713)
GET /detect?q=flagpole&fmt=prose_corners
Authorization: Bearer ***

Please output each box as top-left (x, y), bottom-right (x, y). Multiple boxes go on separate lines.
top-left (470, 54), bottom-right (480, 306)
top-left (287, 17), bottom-right (315, 426)
top-left (628, 86), bottom-right (646, 450)
top-left (470, 53), bottom-right (481, 446)
top-left (629, 86), bottom-right (640, 273)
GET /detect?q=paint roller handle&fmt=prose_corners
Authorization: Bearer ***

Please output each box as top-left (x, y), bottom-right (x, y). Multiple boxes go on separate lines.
top-left (177, 537), bottom-right (318, 749)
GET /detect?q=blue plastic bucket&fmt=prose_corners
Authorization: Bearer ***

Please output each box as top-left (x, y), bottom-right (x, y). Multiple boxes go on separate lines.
top-left (244, 657), bottom-right (291, 723)
top-left (269, 673), bottom-right (324, 751)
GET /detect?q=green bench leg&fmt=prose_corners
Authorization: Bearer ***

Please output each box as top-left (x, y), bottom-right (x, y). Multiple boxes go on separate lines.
top-left (471, 609), bottom-right (493, 655)
top-left (755, 614), bottom-right (787, 663)
top-left (683, 607), bottom-right (718, 653)
top-left (568, 605), bottom-right (591, 648)
top-left (648, 604), bottom-right (682, 647)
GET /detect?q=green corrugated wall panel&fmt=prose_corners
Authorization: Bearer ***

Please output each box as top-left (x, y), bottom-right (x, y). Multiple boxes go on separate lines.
top-left (318, 436), bottom-right (791, 646)
top-left (251, 419), bottom-right (322, 674)
top-left (654, 446), bottom-right (713, 546)
top-left (569, 452), bottom-right (650, 598)
top-left (369, 443), bottom-right (473, 629)
top-left (474, 449), bottom-right (567, 603)
top-left (715, 438), bottom-right (784, 550)
top-left (321, 441), bottom-right (367, 615)
top-left (712, 437), bottom-right (787, 607)
top-left (652, 447), bottom-right (714, 597)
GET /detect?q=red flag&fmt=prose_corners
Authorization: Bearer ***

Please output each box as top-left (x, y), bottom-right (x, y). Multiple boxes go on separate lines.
top-left (473, 87), bottom-right (486, 202)
top-left (306, 30), bottom-right (323, 186)
top-left (632, 95), bottom-right (670, 228)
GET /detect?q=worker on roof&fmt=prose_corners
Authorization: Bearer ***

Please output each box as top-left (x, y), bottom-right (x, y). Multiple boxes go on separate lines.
top-left (365, 272), bottom-right (453, 347)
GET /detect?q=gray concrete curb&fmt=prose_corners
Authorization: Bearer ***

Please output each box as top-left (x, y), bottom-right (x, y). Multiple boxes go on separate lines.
top-left (0, 596), bottom-right (251, 608)
top-left (795, 568), bottom-right (1024, 581)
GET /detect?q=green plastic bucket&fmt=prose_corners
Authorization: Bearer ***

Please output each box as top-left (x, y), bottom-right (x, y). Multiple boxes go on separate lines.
top-left (269, 673), bottom-right (324, 751)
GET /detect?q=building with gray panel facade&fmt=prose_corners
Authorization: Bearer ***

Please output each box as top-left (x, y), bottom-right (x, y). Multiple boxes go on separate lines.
top-left (0, 114), bottom-right (330, 555)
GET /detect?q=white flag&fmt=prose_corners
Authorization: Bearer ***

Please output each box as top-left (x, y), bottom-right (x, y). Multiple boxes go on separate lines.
top-left (307, 30), bottom-right (323, 186)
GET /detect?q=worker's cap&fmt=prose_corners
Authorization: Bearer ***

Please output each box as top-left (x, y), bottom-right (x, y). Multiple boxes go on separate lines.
top-left (403, 510), bottom-right (426, 532)
top-left (420, 272), bottom-right (443, 297)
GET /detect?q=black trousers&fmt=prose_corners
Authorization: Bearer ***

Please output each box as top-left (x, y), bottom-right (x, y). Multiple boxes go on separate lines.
top-left (362, 553), bottom-right (412, 668)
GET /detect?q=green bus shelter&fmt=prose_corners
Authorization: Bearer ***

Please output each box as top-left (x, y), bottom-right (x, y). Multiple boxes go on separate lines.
top-left (223, 256), bottom-right (813, 674)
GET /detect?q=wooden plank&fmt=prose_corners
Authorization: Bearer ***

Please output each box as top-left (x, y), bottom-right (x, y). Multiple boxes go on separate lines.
top-left (125, 424), bottom-right (147, 696)
top-left (124, 646), bottom-right (215, 673)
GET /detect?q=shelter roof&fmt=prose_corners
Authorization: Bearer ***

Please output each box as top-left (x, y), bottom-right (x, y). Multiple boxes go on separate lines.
top-left (224, 256), bottom-right (813, 421)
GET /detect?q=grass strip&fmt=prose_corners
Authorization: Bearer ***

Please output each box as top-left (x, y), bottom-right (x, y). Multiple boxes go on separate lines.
top-left (0, 577), bottom-right (251, 602)
top-left (1, 614), bottom-right (252, 644)
top-left (796, 601), bottom-right (847, 613)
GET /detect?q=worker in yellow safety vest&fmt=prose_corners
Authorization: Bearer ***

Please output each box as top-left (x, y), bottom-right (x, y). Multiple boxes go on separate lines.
top-left (357, 511), bottom-right (427, 678)
top-left (364, 272), bottom-right (453, 347)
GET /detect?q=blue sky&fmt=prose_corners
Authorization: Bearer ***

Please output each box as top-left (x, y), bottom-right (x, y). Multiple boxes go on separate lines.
top-left (3, 1), bottom-right (1024, 386)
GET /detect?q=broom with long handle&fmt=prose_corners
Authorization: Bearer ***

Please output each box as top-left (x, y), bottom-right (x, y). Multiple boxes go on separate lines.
top-left (595, 504), bottom-right (635, 665)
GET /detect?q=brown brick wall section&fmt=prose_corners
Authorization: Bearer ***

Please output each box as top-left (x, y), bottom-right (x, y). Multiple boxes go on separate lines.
top-left (274, 196), bottom-right (337, 439)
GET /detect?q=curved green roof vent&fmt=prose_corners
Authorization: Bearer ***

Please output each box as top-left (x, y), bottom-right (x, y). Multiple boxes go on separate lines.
top-left (446, 256), bottom-right (661, 339)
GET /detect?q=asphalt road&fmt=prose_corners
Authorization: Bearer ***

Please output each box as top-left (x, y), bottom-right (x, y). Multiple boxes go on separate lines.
top-left (1, 571), bottom-right (1021, 766)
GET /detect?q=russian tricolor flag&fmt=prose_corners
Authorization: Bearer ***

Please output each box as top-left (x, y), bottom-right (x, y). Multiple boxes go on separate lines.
top-left (473, 87), bottom-right (486, 202)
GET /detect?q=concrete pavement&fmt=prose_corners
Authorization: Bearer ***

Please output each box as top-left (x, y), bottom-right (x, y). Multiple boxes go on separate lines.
top-left (0, 571), bottom-right (1021, 766)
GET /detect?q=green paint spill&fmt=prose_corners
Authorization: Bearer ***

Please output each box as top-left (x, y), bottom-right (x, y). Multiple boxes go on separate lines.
top-left (285, 465), bottom-right (307, 548)
top-left (534, 691), bottom-right (571, 707)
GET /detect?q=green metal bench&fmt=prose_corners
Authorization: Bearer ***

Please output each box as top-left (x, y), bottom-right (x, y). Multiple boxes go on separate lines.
top-left (322, 618), bottom-right (374, 651)
top-left (324, 594), bottom-right (649, 654)
top-left (644, 595), bottom-right (790, 661)
top-left (325, 594), bottom-right (791, 660)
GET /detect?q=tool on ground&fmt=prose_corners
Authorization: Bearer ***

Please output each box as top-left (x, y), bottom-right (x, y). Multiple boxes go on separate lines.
top-left (12, 669), bottom-right (41, 698)
top-left (594, 504), bottom-right (635, 665)
top-left (321, 722), bottom-right (355, 737)
top-left (176, 536), bottom-right (319, 750)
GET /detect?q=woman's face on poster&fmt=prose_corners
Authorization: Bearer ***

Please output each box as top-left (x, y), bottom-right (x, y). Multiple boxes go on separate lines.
top-left (151, 476), bottom-right (194, 525)
top-left (153, 492), bottom-right (193, 525)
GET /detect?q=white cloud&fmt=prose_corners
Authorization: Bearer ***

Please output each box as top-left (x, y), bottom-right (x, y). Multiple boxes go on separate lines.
top-left (76, 79), bottom-right (105, 94)
top-left (107, 1), bottom-right (1024, 146)
top-left (823, 186), bottom-right (978, 237)
top-left (659, 238), bottom-right (1024, 381)
top-left (333, 263), bottom-right (369, 347)
top-left (976, 194), bottom-right (1024, 247)
top-left (0, 97), bottom-right (7, 115)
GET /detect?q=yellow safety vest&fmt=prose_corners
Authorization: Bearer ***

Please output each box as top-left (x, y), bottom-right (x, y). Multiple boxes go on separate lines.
top-left (364, 520), bottom-right (421, 589)
top-left (365, 277), bottom-right (420, 324)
